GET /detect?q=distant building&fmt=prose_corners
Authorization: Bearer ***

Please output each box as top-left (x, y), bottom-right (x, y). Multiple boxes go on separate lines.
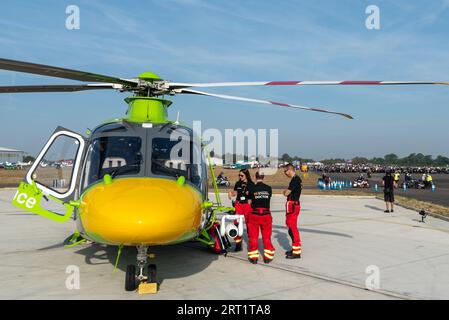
top-left (0, 147), bottom-right (25, 163)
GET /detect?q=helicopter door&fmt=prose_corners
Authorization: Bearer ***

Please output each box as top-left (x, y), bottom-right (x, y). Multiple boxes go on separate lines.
top-left (12, 127), bottom-right (86, 222)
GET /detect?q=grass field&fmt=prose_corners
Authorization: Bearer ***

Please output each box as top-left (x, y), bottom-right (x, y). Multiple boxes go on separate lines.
top-left (210, 168), bottom-right (375, 196)
top-left (0, 167), bottom-right (319, 187)
top-left (0, 169), bottom-right (27, 187)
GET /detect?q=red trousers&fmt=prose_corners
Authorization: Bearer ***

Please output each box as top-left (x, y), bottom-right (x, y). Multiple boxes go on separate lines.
top-left (209, 222), bottom-right (223, 254)
top-left (286, 201), bottom-right (301, 255)
top-left (247, 210), bottom-right (275, 261)
top-left (234, 201), bottom-right (251, 244)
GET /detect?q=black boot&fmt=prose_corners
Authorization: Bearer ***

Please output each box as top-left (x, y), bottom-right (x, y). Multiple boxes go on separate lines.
top-left (248, 258), bottom-right (257, 264)
top-left (286, 251), bottom-right (301, 259)
top-left (234, 243), bottom-right (242, 252)
top-left (285, 250), bottom-right (292, 256)
top-left (264, 259), bottom-right (272, 264)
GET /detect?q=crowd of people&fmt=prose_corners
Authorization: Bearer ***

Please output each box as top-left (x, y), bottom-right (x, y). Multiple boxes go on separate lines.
top-left (310, 164), bottom-right (449, 174)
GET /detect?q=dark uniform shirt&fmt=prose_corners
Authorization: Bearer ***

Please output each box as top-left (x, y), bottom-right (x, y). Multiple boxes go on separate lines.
top-left (234, 180), bottom-right (255, 203)
top-left (383, 174), bottom-right (395, 192)
top-left (287, 175), bottom-right (302, 202)
top-left (248, 182), bottom-right (272, 209)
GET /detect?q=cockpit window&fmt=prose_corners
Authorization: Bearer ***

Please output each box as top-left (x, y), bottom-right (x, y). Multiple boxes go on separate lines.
top-left (82, 136), bottom-right (142, 187)
top-left (152, 137), bottom-right (189, 178)
top-left (151, 137), bottom-right (203, 188)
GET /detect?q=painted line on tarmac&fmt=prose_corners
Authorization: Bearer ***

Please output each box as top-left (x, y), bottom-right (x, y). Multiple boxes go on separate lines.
top-left (226, 253), bottom-right (414, 300)
top-left (302, 211), bottom-right (449, 234)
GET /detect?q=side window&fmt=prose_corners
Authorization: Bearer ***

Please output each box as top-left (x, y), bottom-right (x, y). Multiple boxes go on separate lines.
top-left (27, 131), bottom-right (85, 199)
top-left (201, 152), bottom-right (208, 195)
top-left (190, 143), bottom-right (203, 188)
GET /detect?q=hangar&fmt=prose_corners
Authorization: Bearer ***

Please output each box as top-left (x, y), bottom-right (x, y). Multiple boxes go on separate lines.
top-left (0, 147), bottom-right (24, 163)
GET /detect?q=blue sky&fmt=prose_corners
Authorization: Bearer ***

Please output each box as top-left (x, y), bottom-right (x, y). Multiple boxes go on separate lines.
top-left (0, 0), bottom-right (448, 160)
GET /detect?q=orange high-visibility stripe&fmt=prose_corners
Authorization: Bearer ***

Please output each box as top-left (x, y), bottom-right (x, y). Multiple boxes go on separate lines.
top-left (264, 249), bottom-right (275, 254)
top-left (264, 253), bottom-right (274, 259)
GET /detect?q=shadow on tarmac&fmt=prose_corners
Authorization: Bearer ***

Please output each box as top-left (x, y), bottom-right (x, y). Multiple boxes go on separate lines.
top-left (271, 225), bottom-right (353, 252)
top-left (72, 241), bottom-right (220, 287)
top-left (365, 205), bottom-right (385, 212)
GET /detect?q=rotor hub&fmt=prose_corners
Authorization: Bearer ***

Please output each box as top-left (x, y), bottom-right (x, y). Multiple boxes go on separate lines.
top-left (137, 72), bottom-right (162, 81)
top-left (124, 96), bottom-right (171, 123)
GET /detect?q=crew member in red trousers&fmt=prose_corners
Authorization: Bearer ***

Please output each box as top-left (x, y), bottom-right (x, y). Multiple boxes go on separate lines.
top-left (228, 169), bottom-right (254, 252)
top-left (283, 163), bottom-right (302, 259)
top-left (247, 171), bottom-right (275, 264)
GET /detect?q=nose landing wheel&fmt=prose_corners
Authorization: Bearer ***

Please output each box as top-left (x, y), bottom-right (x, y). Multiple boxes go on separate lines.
top-left (125, 246), bottom-right (158, 294)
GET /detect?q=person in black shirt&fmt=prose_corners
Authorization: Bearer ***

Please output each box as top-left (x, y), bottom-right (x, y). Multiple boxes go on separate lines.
top-left (282, 163), bottom-right (302, 259)
top-left (228, 169), bottom-right (254, 252)
top-left (247, 171), bottom-right (275, 264)
top-left (382, 169), bottom-right (397, 213)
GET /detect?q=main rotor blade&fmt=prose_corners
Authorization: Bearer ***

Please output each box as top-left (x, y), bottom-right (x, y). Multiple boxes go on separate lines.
top-left (169, 80), bottom-right (449, 89)
top-left (0, 84), bottom-right (119, 93)
top-left (179, 88), bottom-right (353, 119)
top-left (0, 58), bottom-right (138, 86)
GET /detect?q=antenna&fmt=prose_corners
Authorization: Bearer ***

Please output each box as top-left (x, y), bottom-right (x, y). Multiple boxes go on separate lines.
top-left (175, 111), bottom-right (180, 124)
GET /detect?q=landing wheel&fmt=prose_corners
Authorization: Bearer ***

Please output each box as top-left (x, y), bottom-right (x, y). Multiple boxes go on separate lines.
top-left (147, 264), bottom-right (157, 283)
top-left (125, 265), bottom-right (137, 291)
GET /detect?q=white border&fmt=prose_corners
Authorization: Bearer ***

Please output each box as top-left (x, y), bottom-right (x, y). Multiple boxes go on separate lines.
top-left (26, 130), bottom-right (85, 199)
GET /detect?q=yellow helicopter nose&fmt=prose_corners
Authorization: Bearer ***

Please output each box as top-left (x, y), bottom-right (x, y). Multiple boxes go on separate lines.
top-left (79, 178), bottom-right (203, 246)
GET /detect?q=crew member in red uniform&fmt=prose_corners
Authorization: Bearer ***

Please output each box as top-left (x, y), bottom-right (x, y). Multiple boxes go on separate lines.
top-left (228, 169), bottom-right (254, 252)
top-left (247, 171), bottom-right (275, 264)
top-left (283, 163), bottom-right (302, 259)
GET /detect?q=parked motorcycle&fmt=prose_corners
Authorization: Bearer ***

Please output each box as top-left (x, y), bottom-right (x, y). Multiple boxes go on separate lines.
top-left (353, 177), bottom-right (370, 188)
top-left (216, 176), bottom-right (231, 187)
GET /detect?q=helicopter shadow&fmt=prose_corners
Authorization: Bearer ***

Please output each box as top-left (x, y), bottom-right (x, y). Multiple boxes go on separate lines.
top-left (73, 241), bottom-right (220, 286)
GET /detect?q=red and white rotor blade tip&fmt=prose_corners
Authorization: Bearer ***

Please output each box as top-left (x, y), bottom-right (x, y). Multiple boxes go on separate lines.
top-left (179, 88), bottom-right (354, 119)
top-left (169, 80), bottom-right (449, 89)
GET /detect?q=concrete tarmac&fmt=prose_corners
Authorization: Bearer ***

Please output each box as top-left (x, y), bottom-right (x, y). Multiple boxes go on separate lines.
top-left (1, 189), bottom-right (449, 299)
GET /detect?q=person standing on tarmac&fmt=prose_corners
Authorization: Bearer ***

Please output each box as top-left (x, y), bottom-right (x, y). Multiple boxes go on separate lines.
top-left (282, 163), bottom-right (302, 259)
top-left (382, 169), bottom-right (397, 213)
top-left (228, 169), bottom-right (254, 252)
top-left (425, 172), bottom-right (433, 189)
top-left (246, 171), bottom-right (275, 264)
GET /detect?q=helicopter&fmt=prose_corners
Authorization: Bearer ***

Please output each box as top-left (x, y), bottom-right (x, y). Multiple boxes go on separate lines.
top-left (1, 58), bottom-right (447, 293)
